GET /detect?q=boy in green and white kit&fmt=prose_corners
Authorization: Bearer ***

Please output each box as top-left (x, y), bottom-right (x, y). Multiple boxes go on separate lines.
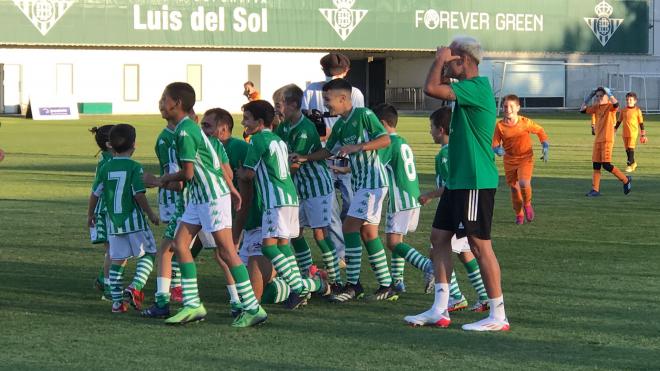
top-left (156, 82), bottom-right (266, 327)
top-left (239, 100), bottom-right (328, 310)
top-left (87, 124), bottom-right (159, 313)
top-left (372, 104), bottom-right (435, 295)
top-left (291, 79), bottom-right (394, 302)
top-left (273, 84), bottom-right (342, 290)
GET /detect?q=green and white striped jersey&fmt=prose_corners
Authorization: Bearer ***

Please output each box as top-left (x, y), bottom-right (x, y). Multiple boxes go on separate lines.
top-left (277, 115), bottom-right (333, 200)
top-left (243, 129), bottom-right (298, 209)
top-left (155, 127), bottom-right (181, 208)
top-left (93, 151), bottom-right (113, 215)
top-left (436, 144), bottom-right (450, 190)
top-left (380, 133), bottom-right (420, 213)
top-left (174, 117), bottom-right (230, 205)
top-left (326, 107), bottom-right (388, 191)
top-left (92, 157), bottom-right (149, 235)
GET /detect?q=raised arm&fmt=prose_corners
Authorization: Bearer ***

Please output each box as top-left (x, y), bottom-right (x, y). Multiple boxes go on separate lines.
top-left (424, 47), bottom-right (459, 101)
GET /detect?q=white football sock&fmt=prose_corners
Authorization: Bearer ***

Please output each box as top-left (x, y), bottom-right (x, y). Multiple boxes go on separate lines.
top-left (157, 277), bottom-right (171, 295)
top-left (489, 295), bottom-right (506, 321)
top-left (226, 284), bottom-right (240, 303)
top-left (430, 283), bottom-right (450, 315)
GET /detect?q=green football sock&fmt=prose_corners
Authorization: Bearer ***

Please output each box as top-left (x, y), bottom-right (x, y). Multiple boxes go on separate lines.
top-left (365, 237), bottom-right (392, 287)
top-left (292, 237), bottom-right (313, 275)
top-left (449, 270), bottom-right (463, 299)
top-left (261, 277), bottom-right (291, 304)
top-left (317, 238), bottom-right (342, 285)
top-left (109, 264), bottom-right (125, 304)
top-left (390, 249), bottom-right (405, 282)
top-left (464, 258), bottom-right (488, 301)
top-left (394, 243), bottom-right (432, 273)
top-left (179, 262), bottom-right (201, 308)
top-left (229, 264), bottom-right (259, 313)
top-left (344, 232), bottom-right (362, 285)
top-left (171, 258), bottom-right (181, 288)
top-left (262, 244), bottom-right (303, 294)
top-left (97, 266), bottom-right (105, 284)
top-left (130, 254), bottom-right (154, 291)
top-left (279, 244), bottom-right (309, 295)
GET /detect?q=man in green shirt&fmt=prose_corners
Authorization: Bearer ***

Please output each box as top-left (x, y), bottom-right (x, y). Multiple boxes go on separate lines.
top-left (291, 79), bottom-right (395, 302)
top-left (406, 37), bottom-right (509, 332)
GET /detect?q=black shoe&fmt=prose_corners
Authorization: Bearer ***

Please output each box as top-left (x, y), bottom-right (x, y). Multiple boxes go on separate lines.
top-left (623, 176), bottom-right (632, 195)
top-left (330, 282), bottom-right (364, 302)
top-left (368, 285), bottom-right (399, 301)
top-left (283, 292), bottom-right (307, 310)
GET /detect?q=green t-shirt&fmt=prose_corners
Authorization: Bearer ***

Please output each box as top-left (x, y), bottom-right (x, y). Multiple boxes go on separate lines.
top-left (155, 127), bottom-right (181, 209)
top-left (223, 137), bottom-right (249, 188)
top-left (93, 150), bottom-right (113, 215)
top-left (92, 157), bottom-right (149, 235)
top-left (174, 117), bottom-right (230, 204)
top-left (435, 144), bottom-right (449, 189)
top-left (449, 76), bottom-right (499, 190)
top-left (326, 107), bottom-right (388, 191)
top-left (280, 115), bottom-right (333, 200)
top-left (243, 129), bottom-right (299, 209)
top-left (380, 133), bottom-right (420, 213)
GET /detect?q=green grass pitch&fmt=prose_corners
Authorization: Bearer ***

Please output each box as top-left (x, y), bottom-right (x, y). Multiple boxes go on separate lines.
top-left (0, 112), bottom-right (659, 370)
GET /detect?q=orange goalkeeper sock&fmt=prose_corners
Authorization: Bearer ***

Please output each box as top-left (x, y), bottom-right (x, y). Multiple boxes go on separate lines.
top-left (592, 170), bottom-right (601, 192)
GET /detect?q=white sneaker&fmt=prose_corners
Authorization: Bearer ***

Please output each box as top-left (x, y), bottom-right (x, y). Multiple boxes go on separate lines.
top-left (404, 309), bottom-right (451, 328)
top-left (462, 316), bottom-right (510, 332)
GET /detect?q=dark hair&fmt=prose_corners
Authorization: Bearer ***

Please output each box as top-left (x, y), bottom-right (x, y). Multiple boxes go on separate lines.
top-left (320, 53), bottom-right (351, 77)
top-left (165, 82), bottom-right (196, 112)
top-left (89, 124), bottom-right (114, 151)
top-left (279, 84), bottom-right (304, 109)
top-left (430, 107), bottom-right (452, 133)
top-left (594, 87), bottom-right (607, 95)
top-left (244, 81), bottom-right (254, 87)
top-left (109, 124), bottom-right (136, 153)
top-left (626, 91), bottom-right (638, 99)
top-left (372, 103), bottom-right (398, 128)
top-left (322, 78), bottom-right (352, 94)
top-left (242, 100), bottom-right (275, 128)
top-left (502, 94), bottom-right (520, 105)
top-left (205, 108), bottom-right (234, 132)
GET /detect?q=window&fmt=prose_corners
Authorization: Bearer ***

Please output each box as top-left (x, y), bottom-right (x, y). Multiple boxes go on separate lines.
top-left (187, 64), bottom-right (203, 101)
top-left (56, 63), bottom-right (73, 95)
top-left (123, 64), bottom-right (140, 101)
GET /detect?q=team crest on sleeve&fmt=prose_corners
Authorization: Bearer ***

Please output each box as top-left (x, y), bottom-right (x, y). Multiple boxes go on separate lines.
top-left (584, 1), bottom-right (623, 47)
top-left (13, 0), bottom-right (74, 36)
top-left (320, 0), bottom-right (367, 41)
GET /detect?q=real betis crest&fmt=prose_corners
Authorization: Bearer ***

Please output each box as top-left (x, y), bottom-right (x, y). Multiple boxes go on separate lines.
top-left (320, 0), bottom-right (367, 41)
top-left (584, 0), bottom-right (623, 47)
top-left (13, 0), bottom-right (74, 36)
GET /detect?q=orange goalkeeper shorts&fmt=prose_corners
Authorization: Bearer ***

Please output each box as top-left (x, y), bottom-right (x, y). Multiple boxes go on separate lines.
top-left (592, 141), bottom-right (613, 163)
top-left (504, 157), bottom-right (534, 186)
top-left (623, 136), bottom-right (637, 149)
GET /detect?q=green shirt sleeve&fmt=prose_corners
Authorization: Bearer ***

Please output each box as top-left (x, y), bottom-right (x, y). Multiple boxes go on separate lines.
top-left (176, 125), bottom-right (198, 163)
top-left (452, 78), bottom-right (486, 108)
top-left (131, 163), bottom-right (146, 195)
top-left (379, 137), bottom-right (393, 166)
top-left (155, 137), bottom-right (170, 170)
top-left (92, 165), bottom-right (105, 196)
top-left (364, 109), bottom-right (387, 139)
top-left (243, 135), bottom-right (264, 170)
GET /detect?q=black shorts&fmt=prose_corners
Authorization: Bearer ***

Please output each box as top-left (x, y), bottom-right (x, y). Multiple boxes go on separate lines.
top-left (432, 189), bottom-right (496, 240)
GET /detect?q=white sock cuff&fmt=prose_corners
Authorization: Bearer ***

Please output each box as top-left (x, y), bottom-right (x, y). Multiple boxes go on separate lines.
top-left (226, 284), bottom-right (240, 302)
top-left (157, 277), bottom-right (172, 294)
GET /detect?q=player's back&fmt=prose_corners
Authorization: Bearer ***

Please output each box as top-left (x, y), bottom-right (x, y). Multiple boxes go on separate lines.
top-left (380, 133), bottom-right (420, 212)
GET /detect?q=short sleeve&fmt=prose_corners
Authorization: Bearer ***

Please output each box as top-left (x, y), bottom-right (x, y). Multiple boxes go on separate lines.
top-left (176, 126), bottom-right (198, 162)
top-left (92, 167), bottom-right (105, 196)
top-left (364, 110), bottom-right (386, 139)
top-left (379, 139), bottom-right (393, 166)
top-left (243, 135), bottom-right (264, 170)
top-left (451, 79), bottom-right (481, 107)
top-left (131, 164), bottom-right (146, 195)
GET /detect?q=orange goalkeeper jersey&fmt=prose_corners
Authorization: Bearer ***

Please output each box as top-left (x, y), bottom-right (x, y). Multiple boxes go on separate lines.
top-left (586, 103), bottom-right (618, 143)
top-left (493, 115), bottom-right (548, 165)
top-left (618, 106), bottom-right (644, 138)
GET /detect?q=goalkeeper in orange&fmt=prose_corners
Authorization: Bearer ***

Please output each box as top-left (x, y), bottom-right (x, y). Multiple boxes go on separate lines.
top-left (580, 87), bottom-right (632, 197)
top-left (615, 91), bottom-right (647, 173)
top-left (492, 95), bottom-right (549, 225)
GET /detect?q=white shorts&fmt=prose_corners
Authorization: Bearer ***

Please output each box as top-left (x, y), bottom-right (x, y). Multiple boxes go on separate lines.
top-left (159, 203), bottom-right (176, 223)
top-left (181, 195), bottom-right (232, 233)
top-left (239, 228), bottom-right (263, 265)
top-left (347, 187), bottom-right (387, 225)
top-left (451, 235), bottom-right (471, 254)
top-left (386, 207), bottom-right (420, 235)
top-left (262, 206), bottom-right (300, 240)
top-left (108, 229), bottom-right (157, 260)
top-left (299, 193), bottom-right (334, 228)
